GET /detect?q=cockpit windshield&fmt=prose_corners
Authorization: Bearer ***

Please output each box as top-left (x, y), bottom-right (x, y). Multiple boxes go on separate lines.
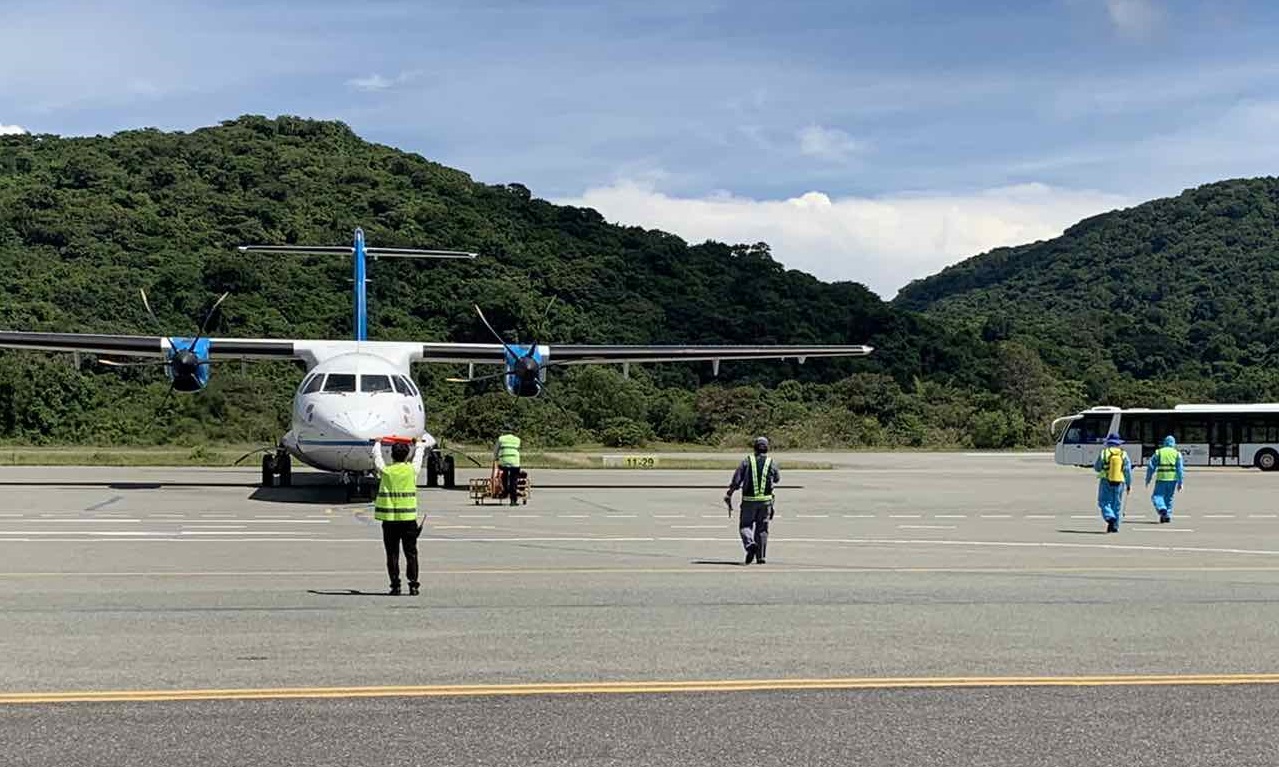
top-left (322, 374), bottom-right (356, 393)
top-left (361, 374), bottom-right (392, 393)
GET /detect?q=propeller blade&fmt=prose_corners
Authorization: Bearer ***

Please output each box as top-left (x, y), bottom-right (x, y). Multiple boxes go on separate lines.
top-left (139, 288), bottom-right (167, 337)
top-left (99, 359), bottom-right (170, 368)
top-left (445, 371), bottom-right (510, 384)
top-left (190, 291), bottom-right (230, 347)
top-left (474, 305), bottom-right (519, 358)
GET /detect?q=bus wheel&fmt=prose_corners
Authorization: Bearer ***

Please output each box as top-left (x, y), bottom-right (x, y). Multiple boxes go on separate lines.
top-left (1257, 450), bottom-right (1279, 471)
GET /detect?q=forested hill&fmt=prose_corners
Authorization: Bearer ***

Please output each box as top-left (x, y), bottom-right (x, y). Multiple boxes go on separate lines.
top-left (0, 115), bottom-right (1016, 449)
top-left (895, 178), bottom-right (1279, 404)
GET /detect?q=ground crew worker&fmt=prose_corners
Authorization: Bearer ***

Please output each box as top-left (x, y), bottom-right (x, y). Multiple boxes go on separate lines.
top-left (372, 438), bottom-right (426, 595)
top-left (1093, 433), bottom-right (1132, 533)
top-left (725, 436), bottom-right (780, 564)
top-left (494, 425), bottom-right (522, 507)
top-left (1145, 435), bottom-right (1185, 524)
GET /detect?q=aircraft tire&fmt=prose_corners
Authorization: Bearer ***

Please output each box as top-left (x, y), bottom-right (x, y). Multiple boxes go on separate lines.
top-left (443, 456), bottom-right (456, 489)
top-left (278, 454), bottom-right (292, 487)
top-left (426, 454), bottom-right (439, 487)
top-left (261, 454), bottom-right (276, 488)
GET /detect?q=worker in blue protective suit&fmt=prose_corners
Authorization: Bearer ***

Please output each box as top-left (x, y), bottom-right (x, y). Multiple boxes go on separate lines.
top-left (1093, 434), bottom-right (1132, 533)
top-left (1144, 435), bottom-right (1185, 524)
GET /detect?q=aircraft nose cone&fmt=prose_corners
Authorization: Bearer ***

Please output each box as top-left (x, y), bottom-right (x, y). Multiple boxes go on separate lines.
top-left (330, 406), bottom-right (394, 442)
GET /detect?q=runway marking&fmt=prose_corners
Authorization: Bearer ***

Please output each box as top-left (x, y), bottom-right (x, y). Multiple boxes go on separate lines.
top-left (842, 514), bottom-right (873, 518)
top-left (1070, 515), bottom-right (1093, 519)
top-left (1136, 528), bottom-right (1194, 533)
top-left (10, 519), bottom-right (141, 524)
top-left (796, 514), bottom-right (828, 518)
top-left (654, 514), bottom-right (685, 519)
top-left (508, 514), bottom-right (540, 519)
top-left (888, 515), bottom-right (920, 519)
top-left (671, 525), bottom-right (725, 529)
top-left (935, 515), bottom-right (967, 519)
top-left (1203, 515), bottom-right (1235, 519)
top-left (182, 525), bottom-right (247, 530)
top-left (898, 525), bottom-right (956, 530)
top-left (1025, 515), bottom-right (1054, 519)
top-left (84, 496), bottom-right (123, 512)
top-left (1249, 514), bottom-right (1278, 519)
top-left (558, 514), bottom-right (589, 519)
top-left (606, 514), bottom-right (637, 519)
top-left (8, 673), bottom-right (1279, 705)
top-left (980, 514), bottom-right (1011, 519)
top-left (459, 515), bottom-right (492, 519)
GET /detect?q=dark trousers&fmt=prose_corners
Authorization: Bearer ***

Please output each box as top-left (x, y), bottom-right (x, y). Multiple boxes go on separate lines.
top-left (382, 520), bottom-right (420, 589)
top-left (500, 466), bottom-right (521, 505)
top-left (739, 501), bottom-right (771, 559)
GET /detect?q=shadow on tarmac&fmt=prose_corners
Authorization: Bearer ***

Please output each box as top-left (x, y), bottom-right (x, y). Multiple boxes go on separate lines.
top-left (691, 559), bottom-right (749, 567)
top-left (306, 589), bottom-right (401, 597)
top-left (1056, 529), bottom-right (1108, 535)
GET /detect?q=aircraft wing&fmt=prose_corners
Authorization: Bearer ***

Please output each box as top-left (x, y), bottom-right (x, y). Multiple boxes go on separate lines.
top-left (0, 332), bottom-right (298, 359)
top-left (418, 342), bottom-right (873, 366)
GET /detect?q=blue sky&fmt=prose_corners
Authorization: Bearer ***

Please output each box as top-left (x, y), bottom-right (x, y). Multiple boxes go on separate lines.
top-left (2, 0), bottom-right (1277, 295)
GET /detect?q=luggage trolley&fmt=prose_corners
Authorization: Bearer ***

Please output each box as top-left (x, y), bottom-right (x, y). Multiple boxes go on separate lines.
top-left (468, 464), bottom-right (531, 505)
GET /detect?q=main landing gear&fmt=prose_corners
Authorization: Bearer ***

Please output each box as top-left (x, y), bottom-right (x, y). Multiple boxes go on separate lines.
top-left (261, 449), bottom-right (292, 488)
top-left (424, 448), bottom-right (456, 489)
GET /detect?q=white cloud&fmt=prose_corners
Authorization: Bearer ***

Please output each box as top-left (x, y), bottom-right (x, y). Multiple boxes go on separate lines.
top-left (0, 123), bottom-right (25, 135)
top-left (1105, 0), bottom-right (1163, 38)
top-left (560, 181), bottom-right (1132, 298)
top-left (346, 70), bottom-right (422, 92)
top-left (796, 125), bottom-right (863, 162)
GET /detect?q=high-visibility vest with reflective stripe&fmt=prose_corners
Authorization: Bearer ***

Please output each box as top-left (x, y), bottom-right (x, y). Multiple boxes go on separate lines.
top-left (1154, 446), bottom-right (1180, 482)
top-left (743, 455), bottom-right (774, 502)
top-left (375, 462), bottom-right (418, 522)
top-left (1100, 447), bottom-right (1126, 483)
top-left (497, 434), bottom-right (521, 467)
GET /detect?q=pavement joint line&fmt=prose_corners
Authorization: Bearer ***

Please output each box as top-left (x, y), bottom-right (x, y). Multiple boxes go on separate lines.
top-left (8, 673), bottom-right (1279, 705)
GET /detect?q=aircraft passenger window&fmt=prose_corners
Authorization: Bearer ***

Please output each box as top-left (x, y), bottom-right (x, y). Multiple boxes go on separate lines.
top-left (323, 374), bottom-right (356, 393)
top-left (302, 374), bottom-right (325, 394)
top-left (361, 375), bottom-right (393, 393)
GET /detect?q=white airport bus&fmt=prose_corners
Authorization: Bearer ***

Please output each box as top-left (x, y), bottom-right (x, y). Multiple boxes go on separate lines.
top-left (1051, 404), bottom-right (1279, 471)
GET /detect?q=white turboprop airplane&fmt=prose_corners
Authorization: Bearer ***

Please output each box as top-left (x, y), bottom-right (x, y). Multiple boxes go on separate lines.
top-left (0, 229), bottom-right (873, 497)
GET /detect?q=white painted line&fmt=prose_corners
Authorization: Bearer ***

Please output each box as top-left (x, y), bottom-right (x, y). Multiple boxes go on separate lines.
top-left (671, 525), bottom-right (724, 529)
top-left (508, 514), bottom-right (540, 519)
top-left (935, 515), bottom-right (967, 519)
top-left (889, 514), bottom-right (920, 519)
top-left (1025, 515), bottom-right (1055, 519)
top-left (654, 514), bottom-right (685, 519)
top-left (151, 514), bottom-right (183, 518)
top-left (200, 514), bottom-right (233, 518)
top-left (701, 514), bottom-right (723, 519)
top-left (898, 525), bottom-right (957, 530)
top-left (558, 514), bottom-right (590, 519)
top-left (607, 514), bottom-right (637, 518)
top-left (433, 525), bottom-right (472, 530)
top-left (0, 514), bottom-right (23, 518)
top-left (1203, 514), bottom-right (1235, 519)
top-left (177, 531), bottom-right (307, 536)
top-left (0, 531), bottom-right (167, 537)
top-left (182, 525), bottom-right (247, 530)
top-left (459, 514), bottom-right (493, 519)
top-left (1070, 515), bottom-right (1093, 519)
top-left (842, 514), bottom-right (874, 518)
top-left (1249, 514), bottom-right (1277, 519)
top-left (796, 514), bottom-right (829, 518)
top-left (12, 519), bottom-right (142, 524)
top-left (980, 514), bottom-right (1012, 519)
top-left (1135, 528), bottom-right (1194, 533)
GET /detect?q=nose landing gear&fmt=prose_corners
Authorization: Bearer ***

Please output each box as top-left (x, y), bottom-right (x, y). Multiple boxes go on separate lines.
top-left (260, 449), bottom-right (293, 488)
top-left (425, 449), bottom-right (456, 489)
top-left (342, 472), bottom-right (377, 502)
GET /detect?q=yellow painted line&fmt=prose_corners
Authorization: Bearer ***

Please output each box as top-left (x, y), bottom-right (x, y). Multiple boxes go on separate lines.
top-left (5, 674), bottom-right (1279, 705)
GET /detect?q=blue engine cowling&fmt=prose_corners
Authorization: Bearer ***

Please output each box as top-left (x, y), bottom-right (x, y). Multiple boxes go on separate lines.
top-left (165, 337), bottom-right (212, 392)
top-left (503, 344), bottom-right (545, 397)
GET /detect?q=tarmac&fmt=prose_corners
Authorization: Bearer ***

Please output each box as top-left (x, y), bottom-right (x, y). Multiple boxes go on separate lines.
top-left (3, 452), bottom-right (1279, 765)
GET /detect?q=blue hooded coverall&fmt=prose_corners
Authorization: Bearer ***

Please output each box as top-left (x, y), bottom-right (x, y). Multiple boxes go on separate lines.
top-left (1145, 436), bottom-right (1185, 520)
top-left (1094, 441), bottom-right (1132, 526)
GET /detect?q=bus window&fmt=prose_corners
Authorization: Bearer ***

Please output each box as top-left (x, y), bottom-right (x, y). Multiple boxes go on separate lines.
top-left (323, 374), bottom-right (356, 393)
top-left (1064, 415), bottom-right (1109, 444)
top-left (302, 374), bottom-right (324, 395)
top-left (1179, 419), bottom-right (1208, 444)
top-left (1245, 418), bottom-right (1279, 443)
top-left (361, 374), bottom-right (393, 393)
top-left (1119, 414), bottom-right (1153, 445)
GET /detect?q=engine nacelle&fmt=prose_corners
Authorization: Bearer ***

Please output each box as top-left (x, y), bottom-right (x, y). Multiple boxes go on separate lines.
top-left (165, 337), bottom-right (212, 392)
top-left (503, 344), bottom-right (547, 397)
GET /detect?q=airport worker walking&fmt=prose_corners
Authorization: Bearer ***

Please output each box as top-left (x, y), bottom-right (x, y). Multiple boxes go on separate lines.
top-left (1093, 433), bottom-right (1132, 533)
top-left (1145, 435), bottom-right (1185, 524)
top-left (724, 436), bottom-right (780, 564)
top-left (372, 438), bottom-right (427, 595)
top-left (494, 425), bottom-right (522, 507)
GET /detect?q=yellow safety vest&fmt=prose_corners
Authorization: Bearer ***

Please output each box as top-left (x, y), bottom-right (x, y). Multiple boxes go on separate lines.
top-left (1100, 447), bottom-right (1126, 483)
top-left (1154, 446), bottom-right (1180, 482)
top-left (497, 434), bottom-right (521, 467)
top-left (743, 455), bottom-right (774, 502)
top-left (375, 462), bottom-right (418, 522)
